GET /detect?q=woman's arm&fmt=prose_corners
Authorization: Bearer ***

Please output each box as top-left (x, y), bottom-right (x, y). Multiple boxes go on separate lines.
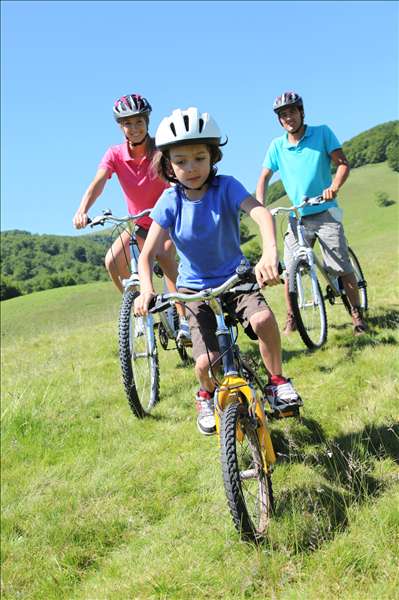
top-left (73, 168), bottom-right (109, 229)
top-left (241, 195), bottom-right (280, 287)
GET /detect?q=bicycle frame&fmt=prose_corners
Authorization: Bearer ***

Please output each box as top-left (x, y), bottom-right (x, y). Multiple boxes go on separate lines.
top-left (150, 274), bottom-right (276, 469)
top-left (272, 199), bottom-right (344, 299)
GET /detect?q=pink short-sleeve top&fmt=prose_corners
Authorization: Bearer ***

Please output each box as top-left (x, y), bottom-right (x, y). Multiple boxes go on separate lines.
top-left (99, 141), bottom-right (169, 229)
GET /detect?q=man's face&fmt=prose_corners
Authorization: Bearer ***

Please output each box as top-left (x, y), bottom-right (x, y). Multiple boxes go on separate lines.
top-left (277, 105), bottom-right (302, 133)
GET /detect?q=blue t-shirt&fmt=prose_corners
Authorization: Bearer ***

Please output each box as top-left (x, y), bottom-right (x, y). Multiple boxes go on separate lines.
top-left (263, 125), bottom-right (341, 216)
top-left (150, 175), bottom-right (250, 289)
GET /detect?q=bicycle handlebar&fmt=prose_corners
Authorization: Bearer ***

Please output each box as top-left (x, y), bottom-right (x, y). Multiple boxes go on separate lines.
top-left (270, 195), bottom-right (325, 217)
top-left (88, 208), bottom-right (152, 228)
top-left (148, 263), bottom-right (282, 314)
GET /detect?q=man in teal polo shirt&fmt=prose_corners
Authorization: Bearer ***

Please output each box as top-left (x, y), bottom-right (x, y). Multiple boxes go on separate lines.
top-left (256, 91), bottom-right (367, 335)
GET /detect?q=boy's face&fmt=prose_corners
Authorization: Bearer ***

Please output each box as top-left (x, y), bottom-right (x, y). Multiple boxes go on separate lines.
top-left (168, 144), bottom-right (211, 189)
top-left (277, 105), bottom-right (302, 133)
top-left (119, 115), bottom-right (148, 144)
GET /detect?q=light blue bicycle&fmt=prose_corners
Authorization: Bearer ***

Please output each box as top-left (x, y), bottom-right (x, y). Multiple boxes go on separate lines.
top-left (271, 196), bottom-right (368, 349)
top-left (90, 209), bottom-right (190, 418)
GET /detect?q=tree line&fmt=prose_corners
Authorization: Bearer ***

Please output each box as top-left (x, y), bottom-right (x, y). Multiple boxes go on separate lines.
top-left (1, 121), bottom-right (398, 300)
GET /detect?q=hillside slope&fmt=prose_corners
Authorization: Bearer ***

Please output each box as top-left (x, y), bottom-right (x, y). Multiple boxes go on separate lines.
top-left (1, 162), bottom-right (398, 599)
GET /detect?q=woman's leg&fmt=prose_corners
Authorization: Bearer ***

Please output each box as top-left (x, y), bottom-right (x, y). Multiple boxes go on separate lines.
top-left (104, 228), bottom-right (131, 293)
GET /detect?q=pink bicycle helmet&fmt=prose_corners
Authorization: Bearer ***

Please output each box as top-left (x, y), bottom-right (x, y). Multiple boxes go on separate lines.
top-left (113, 94), bottom-right (152, 122)
top-left (273, 91), bottom-right (303, 114)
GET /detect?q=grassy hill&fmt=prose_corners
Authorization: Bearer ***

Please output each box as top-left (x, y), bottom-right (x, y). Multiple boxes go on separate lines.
top-left (1, 162), bottom-right (398, 599)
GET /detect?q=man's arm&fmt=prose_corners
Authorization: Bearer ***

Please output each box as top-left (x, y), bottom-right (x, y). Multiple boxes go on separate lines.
top-left (255, 167), bottom-right (274, 205)
top-left (323, 148), bottom-right (350, 200)
top-left (73, 168), bottom-right (109, 229)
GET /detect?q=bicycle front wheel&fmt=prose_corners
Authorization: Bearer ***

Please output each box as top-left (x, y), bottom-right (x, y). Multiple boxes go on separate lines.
top-left (289, 258), bottom-right (328, 349)
top-left (119, 290), bottom-right (160, 418)
top-left (340, 247), bottom-right (368, 313)
top-left (220, 400), bottom-right (274, 542)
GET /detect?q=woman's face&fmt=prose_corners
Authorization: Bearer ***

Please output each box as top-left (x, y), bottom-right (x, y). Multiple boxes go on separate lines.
top-left (168, 144), bottom-right (211, 189)
top-left (119, 115), bottom-right (148, 144)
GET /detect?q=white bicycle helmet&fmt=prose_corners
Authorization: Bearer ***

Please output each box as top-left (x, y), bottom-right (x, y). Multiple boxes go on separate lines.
top-left (113, 94), bottom-right (152, 122)
top-left (155, 107), bottom-right (221, 150)
top-left (273, 91), bottom-right (303, 114)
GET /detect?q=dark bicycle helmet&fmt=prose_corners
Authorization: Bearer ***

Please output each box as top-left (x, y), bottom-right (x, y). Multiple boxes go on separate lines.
top-left (273, 91), bottom-right (304, 114)
top-left (113, 94), bottom-right (152, 122)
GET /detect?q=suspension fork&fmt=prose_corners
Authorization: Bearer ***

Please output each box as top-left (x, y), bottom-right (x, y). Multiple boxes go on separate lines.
top-left (295, 220), bottom-right (322, 304)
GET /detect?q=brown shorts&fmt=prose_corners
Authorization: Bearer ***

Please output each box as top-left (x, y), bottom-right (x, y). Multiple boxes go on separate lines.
top-left (179, 288), bottom-right (269, 361)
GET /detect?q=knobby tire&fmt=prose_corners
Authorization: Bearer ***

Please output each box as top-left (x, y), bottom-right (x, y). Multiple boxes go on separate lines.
top-left (220, 400), bottom-right (274, 542)
top-left (119, 290), bottom-right (160, 418)
top-left (289, 257), bottom-right (327, 349)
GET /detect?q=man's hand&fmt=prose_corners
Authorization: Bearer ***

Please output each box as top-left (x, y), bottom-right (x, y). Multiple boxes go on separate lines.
top-left (322, 186), bottom-right (338, 201)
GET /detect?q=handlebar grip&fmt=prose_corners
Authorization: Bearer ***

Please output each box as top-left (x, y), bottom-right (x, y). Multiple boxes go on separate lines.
top-left (148, 295), bottom-right (171, 314)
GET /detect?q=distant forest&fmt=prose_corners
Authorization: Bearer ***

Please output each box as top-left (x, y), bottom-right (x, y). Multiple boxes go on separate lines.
top-left (1, 121), bottom-right (398, 300)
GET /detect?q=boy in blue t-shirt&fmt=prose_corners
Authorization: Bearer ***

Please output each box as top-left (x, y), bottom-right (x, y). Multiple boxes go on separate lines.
top-left (134, 107), bottom-right (302, 435)
top-left (256, 91), bottom-right (367, 336)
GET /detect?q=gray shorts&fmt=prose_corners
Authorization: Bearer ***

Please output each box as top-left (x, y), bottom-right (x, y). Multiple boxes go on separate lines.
top-left (178, 288), bottom-right (269, 361)
top-left (284, 210), bottom-right (353, 276)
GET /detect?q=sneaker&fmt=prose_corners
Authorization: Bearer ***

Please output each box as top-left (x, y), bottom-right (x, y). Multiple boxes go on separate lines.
top-left (195, 389), bottom-right (216, 436)
top-left (283, 313), bottom-right (297, 335)
top-left (265, 377), bottom-right (302, 413)
top-left (351, 307), bottom-right (367, 336)
top-left (176, 319), bottom-right (192, 345)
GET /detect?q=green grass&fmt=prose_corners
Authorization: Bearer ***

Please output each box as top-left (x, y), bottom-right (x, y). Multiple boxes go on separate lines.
top-left (1, 162), bottom-right (399, 599)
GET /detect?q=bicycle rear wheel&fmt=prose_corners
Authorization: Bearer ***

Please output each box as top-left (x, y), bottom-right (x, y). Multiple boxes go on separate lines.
top-left (289, 258), bottom-right (327, 349)
top-left (340, 247), bottom-right (368, 313)
top-left (220, 400), bottom-right (274, 542)
top-left (119, 290), bottom-right (160, 418)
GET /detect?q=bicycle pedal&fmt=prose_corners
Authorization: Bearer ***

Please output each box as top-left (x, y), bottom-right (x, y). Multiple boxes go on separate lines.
top-left (271, 405), bottom-right (300, 420)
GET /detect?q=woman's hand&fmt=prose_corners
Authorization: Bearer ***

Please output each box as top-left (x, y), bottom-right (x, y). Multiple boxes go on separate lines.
top-left (254, 248), bottom-right (281, 288)
top-left (73, 210), bottom-right (89, 229)
top-left (134, 291), bottom-right (156, 316)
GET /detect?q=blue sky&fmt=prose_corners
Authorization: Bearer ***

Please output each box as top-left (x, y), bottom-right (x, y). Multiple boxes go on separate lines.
top-left (1, 0), bottom-right (398, 235)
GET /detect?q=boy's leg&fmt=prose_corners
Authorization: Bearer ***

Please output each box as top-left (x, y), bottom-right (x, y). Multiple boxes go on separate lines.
top-left (235, 292), bottom-right (302, 411)
top-left (104, 228), bottom-right (131, 293)
top-left (184, 296), bottom-right (220, 435)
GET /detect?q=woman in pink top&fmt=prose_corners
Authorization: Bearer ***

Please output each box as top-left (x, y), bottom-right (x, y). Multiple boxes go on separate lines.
top-left (73, 94), bottom-right (183, 315)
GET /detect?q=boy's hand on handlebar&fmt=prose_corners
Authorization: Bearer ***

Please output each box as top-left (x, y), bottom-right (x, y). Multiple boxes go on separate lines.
top-left (322, 187), bottom-right (338, 201)
top-left (254, 252), bottom-right (281, 287)
top-left (73, 211), bottom-right (89, 229)
top-left (134, 291), bottom-right (156, 316)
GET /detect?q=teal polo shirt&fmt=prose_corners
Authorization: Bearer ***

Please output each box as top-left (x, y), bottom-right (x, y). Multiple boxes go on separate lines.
top-left (263, 124), bottom-right (341, 216)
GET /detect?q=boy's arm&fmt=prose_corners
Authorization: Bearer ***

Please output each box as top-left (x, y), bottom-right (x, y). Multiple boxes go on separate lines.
top-left (241, 196), bottom-right (280, 287)
top-left (73, 168), bottom-right (109, 229)
top-left (135, 222), bottom-right (169, 315)
top-left (323, 148), bottom-right (350, 200)
top-left (255, 167), bottom-right (274, 205)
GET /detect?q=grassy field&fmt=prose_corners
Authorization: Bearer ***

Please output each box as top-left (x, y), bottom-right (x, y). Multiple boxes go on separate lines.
top-left (1, 162), bottom-right (399, 599)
